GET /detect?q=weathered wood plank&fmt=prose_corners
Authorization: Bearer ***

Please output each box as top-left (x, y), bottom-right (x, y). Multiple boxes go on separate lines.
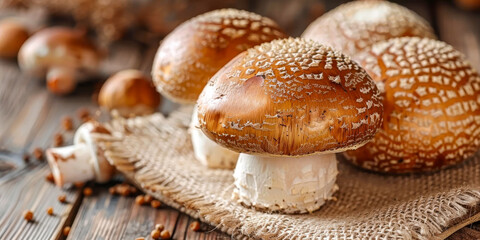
top-left (0, 165), bottom-right (79, 240)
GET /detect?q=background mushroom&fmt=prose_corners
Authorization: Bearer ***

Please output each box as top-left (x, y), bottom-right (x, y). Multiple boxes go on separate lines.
top-left (0, 19), bottom-right (29, 58)
top-left (98, 69), bottom-right (161, 118)
top-left (301, 1), bottom-right (436, 56)
top-left (46, 121), bottom-right (115, 187)
top-left (18, 27), bottom-right (100, 95)
top-left (152, 8), bottom-right (288, 169)
top-left (197, 38), bottom-right (383, 213)
top-left (344, 37), bottom-right (480, 173)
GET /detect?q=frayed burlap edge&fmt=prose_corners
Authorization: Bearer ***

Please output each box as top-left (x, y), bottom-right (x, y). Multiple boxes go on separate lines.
top-left (96, 108), bottom-right (480, 240)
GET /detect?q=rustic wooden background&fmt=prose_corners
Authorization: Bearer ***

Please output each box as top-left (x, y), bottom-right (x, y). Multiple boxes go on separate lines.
top-left (0, 0), bottom-right (479, 239)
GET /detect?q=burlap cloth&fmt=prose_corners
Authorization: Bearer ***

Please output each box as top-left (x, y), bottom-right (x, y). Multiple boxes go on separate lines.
top-left (97, 107), bottom-right (480, 240)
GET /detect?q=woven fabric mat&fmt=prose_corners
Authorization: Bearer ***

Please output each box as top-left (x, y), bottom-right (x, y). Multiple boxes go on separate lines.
top-left (97, 107), bottom-right (480, 240)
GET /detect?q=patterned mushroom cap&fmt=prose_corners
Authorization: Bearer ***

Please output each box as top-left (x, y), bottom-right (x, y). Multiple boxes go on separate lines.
top-left (152, 8), bottom-right (287, 104)
top-left (344, 37), bottom-right (480, 173)
top-left (197, 38), bottom-right (383, 156)
top-left (302, 1), bottom-right (436, 56)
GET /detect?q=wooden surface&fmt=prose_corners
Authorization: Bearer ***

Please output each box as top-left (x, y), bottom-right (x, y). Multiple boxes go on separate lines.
top-left (0, 0), bottom-right (479, 239)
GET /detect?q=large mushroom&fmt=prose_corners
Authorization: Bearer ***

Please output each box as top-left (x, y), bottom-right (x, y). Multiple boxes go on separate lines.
top-left (302, 1), bottom-right (436, 56)
top-left (98, 69), bottom-right (161, 118)
top-left (344, 37), bottom-right (480, 173)
top-left (151, 9), bottom-right (288, 169)
top-left (18, 27), bottom-right (100, 95)
top-left (46, 121), bottom-right (115, 187)
top-left (197, 38), bottom-right (383, 213)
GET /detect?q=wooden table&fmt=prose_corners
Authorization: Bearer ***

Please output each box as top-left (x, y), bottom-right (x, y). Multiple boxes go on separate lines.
top-left (0, 0), bottom-right (479, 239)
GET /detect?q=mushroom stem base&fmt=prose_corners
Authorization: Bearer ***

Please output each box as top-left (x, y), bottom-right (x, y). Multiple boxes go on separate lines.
top-left (233, 153), bottom-right (339, 214)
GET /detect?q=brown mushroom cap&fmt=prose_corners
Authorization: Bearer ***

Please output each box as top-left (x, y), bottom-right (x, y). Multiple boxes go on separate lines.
top-left (197, 38), bottom-right (383, 156)
top-left (151, 8), bottom-right (288, 104)
top-left (98, 69), bottom-right (161, 117)
top-left (302, 1), bottom-right (436, 56)
top-left (18, 27), bottom-right (99, 77)
top-left (344, 37), bottom-right (480, 173)
top-left (0, 19), bottom-right (29, 58)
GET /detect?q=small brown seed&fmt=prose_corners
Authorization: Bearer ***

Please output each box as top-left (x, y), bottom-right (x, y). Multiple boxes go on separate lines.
top-left (189, 221), bottom-right (200, 232)
top-left (155, 223), bottom-right (164, 231)
top-left (151, 229), bottom-right (161, 239)
top-left (53, 133), bottom-right (64, 147)
top-left (144, 195), bottom-right (153, 203)
top-left (77, 108), bottom-right (90, 120)
top-left (135, 195), bottom-right (145, 205)
top-left (74, 182), bottom-right (85, 188)
top-left (151, 200), bottom-right (161, 209)
top-left (47, 207), bottom-right (54, 215)
top-left (63, 226), bottom-right (71, 236)
top-left (58, 194), bottom-right (67, 203)
top-left (23, 210), bottom-right (33, 221)
top-left (22, 154), bottom-right (30, 163)
top-left (46, 172), bottom-right (54, 183)
top-left (160, 230), bottom-right (170, 239)
top-left (83, 187), bottom-right (93, 196)
top-left (33, 147), bottom-right (43, 161)
top-left (62, 116), bottom-right (74, 131)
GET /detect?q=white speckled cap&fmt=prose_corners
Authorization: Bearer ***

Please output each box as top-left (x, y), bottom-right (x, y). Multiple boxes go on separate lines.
top-left (197, 38), bottom-right (383, 156)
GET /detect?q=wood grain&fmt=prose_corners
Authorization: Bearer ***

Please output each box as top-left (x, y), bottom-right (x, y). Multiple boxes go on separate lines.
top-left (0, 1), bottom-right (479, 240)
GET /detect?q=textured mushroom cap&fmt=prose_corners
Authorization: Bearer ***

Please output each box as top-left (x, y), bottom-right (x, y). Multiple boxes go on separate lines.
top-left (99, 69), bottom-right (161, 117)
top-left (197, 38), bottom-right (383, 156)
top-left (344, 37), bottom-right (480, 173)
top-left (301, 1), bottom-right (436, 56)
top-left (18, 27), bottom-right (99, 77)
top-left (0, 20), bottom-right (29, 58)
top-left (151, 8), bottom-right (287, 104)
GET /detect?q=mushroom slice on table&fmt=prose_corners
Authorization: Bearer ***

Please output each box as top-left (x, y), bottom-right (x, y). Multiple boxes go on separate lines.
top-left (18, 27), bottom-right (100, 95)
top-left (197, 38), bottom-right (383, 213)
top-left (46, 121), bottom-right (115, 187)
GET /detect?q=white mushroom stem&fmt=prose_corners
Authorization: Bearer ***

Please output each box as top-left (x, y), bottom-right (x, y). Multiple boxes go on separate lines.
top-left (46, 67), bottom-right (77, 94)
top-left (46, 143), bottom-right (94, 187)
top-left (46, 122), bottom-right (115, 187)
top-left (233, 153), bottom-right (339, 214)
top-left (190, 107), bottom-right (239, 169)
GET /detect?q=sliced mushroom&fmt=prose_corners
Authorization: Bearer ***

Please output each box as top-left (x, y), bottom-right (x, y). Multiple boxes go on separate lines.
top-left (46, 121), bottom-right (114, 187)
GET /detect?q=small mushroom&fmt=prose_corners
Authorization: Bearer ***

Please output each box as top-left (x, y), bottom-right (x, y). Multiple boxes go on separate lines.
top-left (98, 69), bottom-right (161, 118)
top-left (46, 121), bottom-right (114, 187)
top-left (197, 38), bottom-right (383, 213)
top-left (18, 27), bottom-right (100, 95)
top-left (0, 19), bottom-right (29, 58)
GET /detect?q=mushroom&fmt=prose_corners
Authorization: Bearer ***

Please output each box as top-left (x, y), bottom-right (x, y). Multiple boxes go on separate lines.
top-left (302, 1), bottom-right (436, 56)
top-left (46, 121), bottom-right (115, 187)
top-left (18, 27), bottom-right (100, 95)
top-left (151, 9), bottom-right (288, 169)
top-left (0, 19), bottom-right (29, 58)
top-left (344, 37), bottom-right (480, 173)
top-left (197, 38), bottom-right (383, 213)
top-left (98, 69), bottom-right (161, 118)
